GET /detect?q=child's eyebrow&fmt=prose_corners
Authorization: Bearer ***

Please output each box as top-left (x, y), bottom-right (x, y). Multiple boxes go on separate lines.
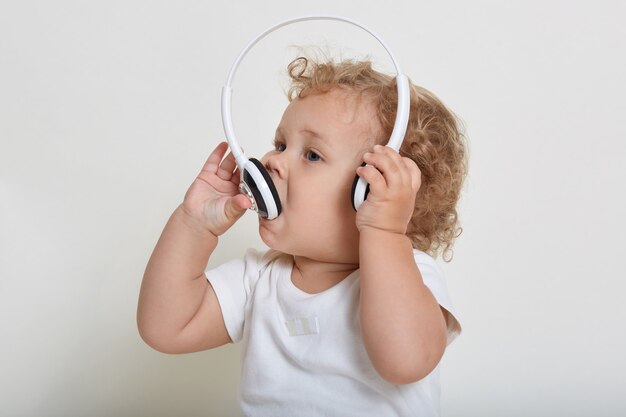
top-left (300, 128), bottom-right (323, 139)
top-left (275, 127), bottom-right (332, 148)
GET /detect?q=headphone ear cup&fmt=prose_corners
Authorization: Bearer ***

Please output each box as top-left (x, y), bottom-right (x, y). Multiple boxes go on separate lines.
top-left (351, 162), bottom-right (370, 211)
top-left (241, 158), bottom-right (282, 219)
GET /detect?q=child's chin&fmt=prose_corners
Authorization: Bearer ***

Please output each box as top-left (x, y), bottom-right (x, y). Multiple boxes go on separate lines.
top-left (258, 223), bottom-right (281, 249)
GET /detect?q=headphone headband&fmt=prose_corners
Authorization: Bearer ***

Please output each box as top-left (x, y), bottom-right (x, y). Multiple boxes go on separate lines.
top-left (221, 15), bottom-right (411, 171)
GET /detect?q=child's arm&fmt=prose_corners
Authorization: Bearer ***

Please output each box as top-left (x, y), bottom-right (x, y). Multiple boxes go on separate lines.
top-left (355, 145), bottom-right (448, 385)
top-left (137, 142), bottom-right (251, 354)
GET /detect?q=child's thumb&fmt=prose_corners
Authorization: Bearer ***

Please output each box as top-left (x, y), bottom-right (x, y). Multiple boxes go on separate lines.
top-left (224, 194), bottom-right (252, 221)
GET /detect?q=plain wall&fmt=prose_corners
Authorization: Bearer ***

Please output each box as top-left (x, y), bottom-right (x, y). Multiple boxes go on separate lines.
top-left (1, 1), bottom-right (625, 416)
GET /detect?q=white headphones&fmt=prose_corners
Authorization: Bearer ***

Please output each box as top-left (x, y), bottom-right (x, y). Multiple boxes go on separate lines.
top-left (221, 15), bottom-right (410, 219)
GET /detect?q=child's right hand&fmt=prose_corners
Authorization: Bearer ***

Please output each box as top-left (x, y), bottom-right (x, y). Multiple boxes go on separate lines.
top-left (181, 141), bottom-right (252, 236)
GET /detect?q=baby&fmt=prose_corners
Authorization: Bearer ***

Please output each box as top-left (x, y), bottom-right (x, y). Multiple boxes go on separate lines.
top-left (138, 55), bottom-right (468, 417)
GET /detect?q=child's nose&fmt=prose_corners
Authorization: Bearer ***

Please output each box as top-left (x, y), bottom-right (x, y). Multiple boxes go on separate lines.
top-left (263, 152), bottom-right (287, 179)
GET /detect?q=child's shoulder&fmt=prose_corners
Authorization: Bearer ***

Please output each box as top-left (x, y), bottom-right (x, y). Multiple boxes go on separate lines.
top-left (411, 248), bottom-right (443, 273)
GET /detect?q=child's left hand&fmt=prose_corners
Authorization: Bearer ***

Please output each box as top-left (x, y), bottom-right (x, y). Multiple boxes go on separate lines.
top-left (355, 144), bottom-right (422, 234)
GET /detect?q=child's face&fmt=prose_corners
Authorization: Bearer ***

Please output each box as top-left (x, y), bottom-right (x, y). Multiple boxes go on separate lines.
top-left (259, 88), bottom-right (380, 263)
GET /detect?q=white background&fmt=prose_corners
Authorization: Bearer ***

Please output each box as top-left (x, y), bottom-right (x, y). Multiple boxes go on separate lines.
top-left (1, 1), bottom-right (625, 416)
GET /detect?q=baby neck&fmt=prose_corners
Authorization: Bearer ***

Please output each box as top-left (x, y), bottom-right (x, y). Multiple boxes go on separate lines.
top-left (291, 255), bottom-right (358, 291)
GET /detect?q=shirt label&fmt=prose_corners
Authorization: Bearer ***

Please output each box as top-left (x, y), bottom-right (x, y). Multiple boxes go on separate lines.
top-left (285, 316), bottom-right (320, 336)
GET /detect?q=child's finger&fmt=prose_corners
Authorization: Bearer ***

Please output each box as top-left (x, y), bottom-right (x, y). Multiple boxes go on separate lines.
top-left (362, 148), bottom-right (405, 189)
top-left (223, 194), bottom-right (251, 221)
top-left (200, 141), bottom-right (229, 174)
top-left (231, 166), bottom-right (242, 186)
top-left (216, 149), bottom-right (237, 180)
top-left (402, 157), bottom-right (422, 192)
top-left (356, 164), bottom-right (387, 196)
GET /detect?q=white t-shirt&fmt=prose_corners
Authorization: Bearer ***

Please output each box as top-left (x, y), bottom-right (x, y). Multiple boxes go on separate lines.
top-left (205, 248), bottom-right (462, 417)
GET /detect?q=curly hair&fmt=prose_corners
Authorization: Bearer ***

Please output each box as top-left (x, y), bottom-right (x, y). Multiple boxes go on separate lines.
top-left (285, 55), bottom-right (469, 262)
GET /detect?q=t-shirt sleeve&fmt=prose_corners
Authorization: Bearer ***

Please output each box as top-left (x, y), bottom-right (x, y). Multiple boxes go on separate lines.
top-left (204, 248), bottom-right (266, 343)
top-left (413, 249), bottom-right (463, 346)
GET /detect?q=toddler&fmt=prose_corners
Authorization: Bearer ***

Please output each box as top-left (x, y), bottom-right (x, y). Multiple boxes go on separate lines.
top-left (138, 54), bottom-right (468, 417)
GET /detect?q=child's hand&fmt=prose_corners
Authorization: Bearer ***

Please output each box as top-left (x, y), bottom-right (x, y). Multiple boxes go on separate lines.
top-left (181, 141), bottom-right (252, 236)
top-left (355, 145), bottom-right (422, 235)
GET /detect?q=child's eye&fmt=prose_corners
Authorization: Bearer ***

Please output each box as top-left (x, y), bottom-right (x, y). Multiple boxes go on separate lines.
top-left (306, 150), bottom-right (321, 162)
top-left (274, 142), bottom-right (286, 152)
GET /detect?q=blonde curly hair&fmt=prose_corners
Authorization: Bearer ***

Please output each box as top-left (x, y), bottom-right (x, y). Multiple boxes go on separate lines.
top-left (285, 55), bottom-right (469, 262)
